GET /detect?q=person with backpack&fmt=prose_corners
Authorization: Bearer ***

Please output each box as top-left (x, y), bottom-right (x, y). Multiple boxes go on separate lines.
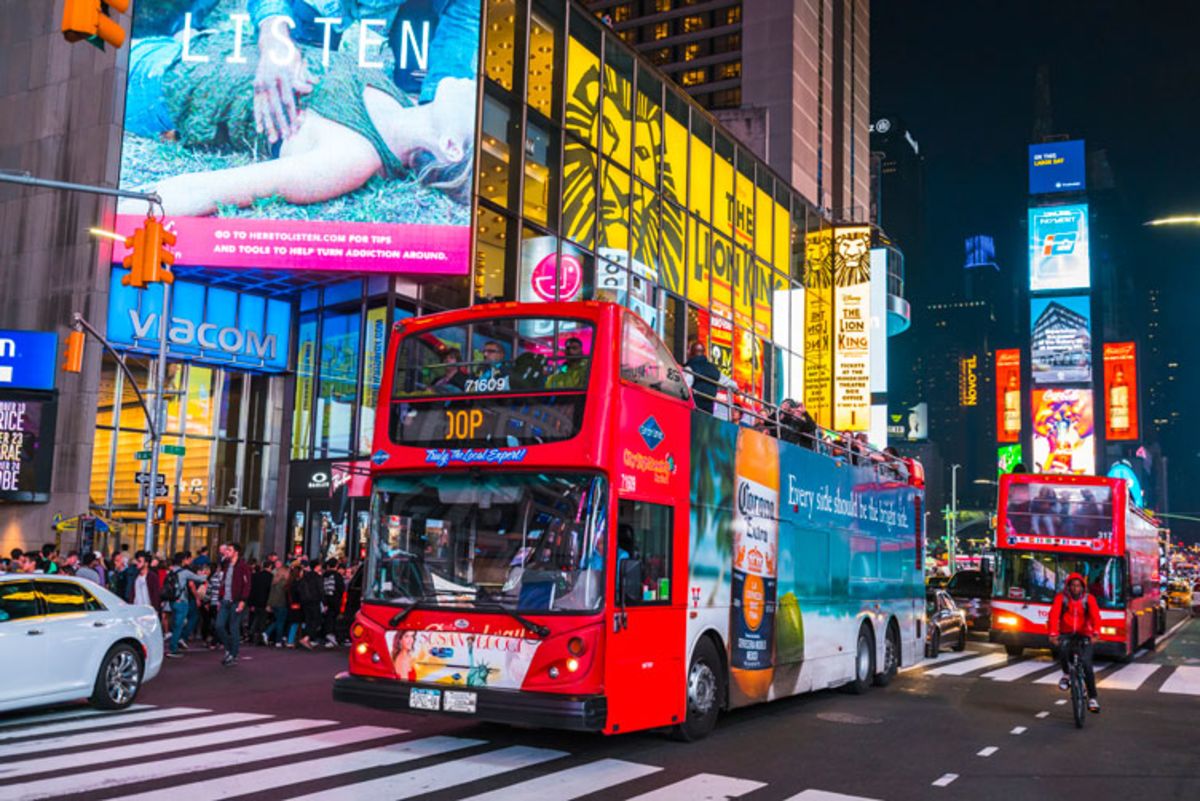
top-left (247, 557), bottom-right (274, 646)
top-left (294, 560), bottom-right (324, 651)
top-left (1048, 572), bottom-right (1102, 713)
top-left (321, 558), bottom-right (346, 648)
top-left (164, 552), bottom-right (207, 659)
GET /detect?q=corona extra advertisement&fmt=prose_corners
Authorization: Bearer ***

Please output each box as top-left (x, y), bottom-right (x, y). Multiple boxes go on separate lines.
top-left (1031, 388), bottom-right (1095, 475)
top-left (995, 349), bottom-right (1021, 443)
top-left (1102, 342), bottom-right (1139, 441)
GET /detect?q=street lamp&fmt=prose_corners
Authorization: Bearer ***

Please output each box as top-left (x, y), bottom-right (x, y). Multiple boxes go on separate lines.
top-left (948, 464), bottom-right (962, 572)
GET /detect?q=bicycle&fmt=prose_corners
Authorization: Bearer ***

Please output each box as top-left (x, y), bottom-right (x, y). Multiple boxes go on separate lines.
top-left (1062, 634), bottom-right (1090, 729)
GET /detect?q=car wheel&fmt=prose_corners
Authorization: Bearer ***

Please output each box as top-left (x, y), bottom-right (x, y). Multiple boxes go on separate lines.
top-left (844, 623), bottom-right (875, 695)
top-left (874, 623), bottom-right (900, 686)
top-left (1004, 643), bottom-right (1023, 658)
top-left (927, 628), bottom-right (940, 658)
top-left (90, 642), bottom-right (143, 710)
top-left (953, 626), bottom-right (967, 652)
top-left (672, 637), bottom-right (722, 742)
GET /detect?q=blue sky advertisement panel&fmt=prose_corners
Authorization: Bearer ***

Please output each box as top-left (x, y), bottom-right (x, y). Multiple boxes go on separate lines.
top-left (1029, 139), bottom-right (1085, 194)
top-left (1029, 204), bottom-right (1090, 292)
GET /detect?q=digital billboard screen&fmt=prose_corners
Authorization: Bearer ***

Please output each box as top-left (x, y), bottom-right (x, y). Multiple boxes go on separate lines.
top-left (1029, 140), bottom-right (1085, 195)
top-left (1031, 296), bottom-right (1091, 384)
top-left (998, 444), bottom-right (1023, 477)
top-left (0, 394), bottom-right (57, 503)
top-left (995, 348), bottom-right (1021, 443)
top-left (1103, 342), bottom-right (1139, 441)
top-left (1029, 204), bottom-right (1090, 292)
top-left (1032, 388), bottom-right (1095, 476)
top-left (114, 3), bottom-right (481, 275)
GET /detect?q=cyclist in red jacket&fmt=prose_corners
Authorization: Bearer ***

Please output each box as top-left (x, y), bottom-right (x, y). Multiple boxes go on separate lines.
top-left (1048, 572), bottom-right (1102, 713)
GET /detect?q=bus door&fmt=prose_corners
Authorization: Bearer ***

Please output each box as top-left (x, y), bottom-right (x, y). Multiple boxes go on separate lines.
top-left (604, 498), bottom-right (686, 733)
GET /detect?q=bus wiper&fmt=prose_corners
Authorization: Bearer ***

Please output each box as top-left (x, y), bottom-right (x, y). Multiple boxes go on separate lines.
top-left (388, 599), bottom-right (430, 628)
top-left (473, 601), bottom-right (551, 638)
top-left (387, 589), bottom-right (484, 627)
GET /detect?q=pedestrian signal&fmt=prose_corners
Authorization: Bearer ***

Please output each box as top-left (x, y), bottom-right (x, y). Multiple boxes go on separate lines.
top-left (61, 0), bottom-right (130, 50)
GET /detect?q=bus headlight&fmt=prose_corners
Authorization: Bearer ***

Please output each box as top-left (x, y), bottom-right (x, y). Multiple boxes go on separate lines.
top-left (355, 643), bottom-right (370, 656)
top-left (996, 614), bottom-right (1019, 627)
top-left (566, 658), bottom-right (580, 673)
top-left (1100, 626), bottom-right (1117, 636)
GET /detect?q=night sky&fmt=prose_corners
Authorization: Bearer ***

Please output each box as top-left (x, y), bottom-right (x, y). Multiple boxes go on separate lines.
top-left (871, 2), bottom-right (1200, 541)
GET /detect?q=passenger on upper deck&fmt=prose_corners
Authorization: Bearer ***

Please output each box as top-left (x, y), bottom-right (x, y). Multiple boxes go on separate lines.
top-left (684, 341), bottom-right (735, 418)
top-left (432, 348), bottom-right (469, 393)
top-left (546, 337), bottom-right (588, 389)
top-left (476, 341), bottom-right (509, 382)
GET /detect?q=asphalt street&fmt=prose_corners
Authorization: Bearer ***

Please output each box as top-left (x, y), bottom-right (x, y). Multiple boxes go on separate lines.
top-left (1, 614), bottom-right (1197, 801)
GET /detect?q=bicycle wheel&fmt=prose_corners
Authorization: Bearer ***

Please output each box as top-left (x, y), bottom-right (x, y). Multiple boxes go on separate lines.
top-left (1070, 662), bottom-right (1086, 729)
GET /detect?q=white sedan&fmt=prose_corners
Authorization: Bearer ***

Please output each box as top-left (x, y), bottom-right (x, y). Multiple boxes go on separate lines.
top-left (0, 574), bottom-right (163, 713)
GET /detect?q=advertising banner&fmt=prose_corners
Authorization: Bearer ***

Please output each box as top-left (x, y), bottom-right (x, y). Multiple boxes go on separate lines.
top-left (1032, 388), bottom-right (1095, 475)
top-left (803, 230), bottom-right (833, 428)
top-left (114, 2), bottom-right (481, 275)
top-left (0, 330), bottom-right (57, 391)
top-left (1031, 296), bottom-right (1091, 384)
top-left (1029, 204), bottom-right (1090, 291)
top-left (0, 395), bottom-right (57, 503)
top-left (995, 348), bottom-right (1021, 443)
top-left (958, 354), bottom-right (979, 407)
top-left (998, 444), bottom-right (1023, 476)
top-left (832, 226), bottom-right (872, 431)
top-left (386, 628), bottom-right (539, 689)
top-left (1103, 342), bottom-right (1139, 441)
top-left (1029, 140), bottom-right (1086, 195)
top-left (107, 269), bottom-right (292, 372)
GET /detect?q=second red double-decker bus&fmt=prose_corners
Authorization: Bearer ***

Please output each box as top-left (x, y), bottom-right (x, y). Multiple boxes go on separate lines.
top-left (990, 473), bottom-right (1162, 658)
top-left (333, 301), bottom-right (926, 739)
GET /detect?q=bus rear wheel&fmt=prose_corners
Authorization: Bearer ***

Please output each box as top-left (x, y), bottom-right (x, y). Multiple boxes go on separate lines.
top-left (673, 637), bottom-right (722, 742)
top-left (874, 622), bottom-right (900, 686)
top-left (844, 623), bottom-right (875, 695)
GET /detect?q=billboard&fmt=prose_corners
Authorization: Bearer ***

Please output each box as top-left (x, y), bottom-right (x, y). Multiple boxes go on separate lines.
top-left (802, 230), bottom-right (833, 428)
top-left (114, 3), bottom-right (482, 275)
top-left (0, 330), bottom-right (57, 391)
top-left (1029, 204), bottom-right (1090, 291)
top-left (887, 402), bottom-right (928, 442)
top-left (995, 348), bottom-right (1021, 443)
top-left (1031, 296), bottom-right (1091, 384)
top-left (958, 354), bottom-right (979, 407)
top-left (107, 269), bottom-right (292, 372)
top-left (832, 226), bottom-right (872, 431)
top-left (1032, 388), bottom-right (1095, 475)
top-left (0, 395), bottom-right (57, 503)
top-left (1103, 342), bottom-right (1139, 441)
top-left (1029, 140), bottom-right (1086, 195)
top-left (998, 444), bottom-right (1023, 476)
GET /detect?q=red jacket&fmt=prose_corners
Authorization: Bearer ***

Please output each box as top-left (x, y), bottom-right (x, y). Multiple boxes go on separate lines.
top-left (1047, 573), bottom-right (1101, 638)
top-left (224, 559), bottom-right (252, 604)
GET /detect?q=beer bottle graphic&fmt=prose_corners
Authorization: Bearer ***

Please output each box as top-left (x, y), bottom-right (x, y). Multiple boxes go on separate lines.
top-left (1003, 374), bottom-right (1021, 436)
top-left (1110, 367), bottom-right (1130, 433)
top-left (730, 427), bottom-right (779, 704)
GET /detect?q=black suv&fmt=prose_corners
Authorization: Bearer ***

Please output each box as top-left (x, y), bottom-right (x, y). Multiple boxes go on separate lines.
top-left (946, 569), bottom-right (992, 632)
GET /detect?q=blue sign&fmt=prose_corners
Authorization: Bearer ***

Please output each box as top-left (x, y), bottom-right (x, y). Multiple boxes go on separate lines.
top-left (639, 416), bottom-right (665, 451)
top-left (1029, 204), bottom-right (1090, 292)
top-left (1029, 140), bottom-right (1085, 195)
top-left (424, 448), bottom-right (529, 468)
top-left (0, 330), bottom-right (58, 391)
top-left (107, 269), bottom-right (291, 372)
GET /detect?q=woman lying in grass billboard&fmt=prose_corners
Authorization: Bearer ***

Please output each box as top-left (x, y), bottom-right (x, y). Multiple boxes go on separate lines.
top-left (120, 3), bottom-right (478, 219)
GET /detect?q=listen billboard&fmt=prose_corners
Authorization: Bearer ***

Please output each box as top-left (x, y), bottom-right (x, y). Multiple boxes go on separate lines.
top-left (1029, 204), bottom-right (1090, 292)
top-left (114, 2), bottom-right (481, 275)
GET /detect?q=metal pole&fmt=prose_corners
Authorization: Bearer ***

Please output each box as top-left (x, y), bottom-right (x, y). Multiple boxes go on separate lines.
top-left (143, 281), bottom-right (172, 553)
top-left (950, 464), bottom-right (961, 572)
top-left (0, 170), bottom-right (160, 206)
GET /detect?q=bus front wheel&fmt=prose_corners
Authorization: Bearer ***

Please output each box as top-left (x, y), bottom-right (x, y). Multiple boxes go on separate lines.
top-left (1004, 643), bottom-right (1023, 657)
top-left (673, 637), bottom-right (722, 742)
top-left (844, 623), bottom-right (875, 695)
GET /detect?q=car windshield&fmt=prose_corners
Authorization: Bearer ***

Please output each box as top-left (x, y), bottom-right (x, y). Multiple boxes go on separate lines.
top-left (994, 552), bottom-right (1125, 610)
top-left (1004, 481), bottom-right (1114, 539)
top-left (366, 473), bottom-right (607, 613)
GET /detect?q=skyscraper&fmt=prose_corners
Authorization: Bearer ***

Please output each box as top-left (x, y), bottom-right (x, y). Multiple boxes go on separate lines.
top-left (585, 0), bottom-right (871, 218)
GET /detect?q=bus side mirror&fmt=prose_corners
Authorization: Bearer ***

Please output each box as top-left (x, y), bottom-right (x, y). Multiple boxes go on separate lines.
top-left (1131, 584), bottom-right (1144, 598)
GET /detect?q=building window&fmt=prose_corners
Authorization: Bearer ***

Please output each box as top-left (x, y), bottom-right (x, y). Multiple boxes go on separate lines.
top-left (484, 0), bottom-right (516, 92)
top-left (716, 61), bottom-right (741, 80)
top-left (315, 312), bottom-right (361, 459)
top-left (680, 68), bottom-right (707, 87)
top-left (682, 14), bottom-right (706, 33)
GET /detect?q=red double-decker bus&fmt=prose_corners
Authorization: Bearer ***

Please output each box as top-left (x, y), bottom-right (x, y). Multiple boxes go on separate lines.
top-left (990, 473), bottom-right (1162, 658)
top-left (333, 301), bottom-right (926, 739)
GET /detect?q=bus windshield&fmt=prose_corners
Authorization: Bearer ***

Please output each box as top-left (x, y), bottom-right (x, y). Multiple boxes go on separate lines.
top-left (393, 318), bottom-right (595, 398)
top-left (1004, 481), bottom-right (1114, 539)
top-left (995, 551), bottom-right (1125, 610)
top-left (366, 473), bottom-right (608, 613)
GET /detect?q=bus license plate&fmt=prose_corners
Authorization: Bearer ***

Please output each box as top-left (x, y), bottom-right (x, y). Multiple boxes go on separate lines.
top-left (443, 691), bottom-right (477, 714)
top-left (409, 688), bottom-right (441, 711)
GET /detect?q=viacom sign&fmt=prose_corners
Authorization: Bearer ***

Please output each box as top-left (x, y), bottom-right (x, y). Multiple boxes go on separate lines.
top-left (107, 268), bottom-right (291, 372)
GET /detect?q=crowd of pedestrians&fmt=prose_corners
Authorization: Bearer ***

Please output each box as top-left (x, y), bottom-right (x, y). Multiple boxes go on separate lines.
top-left (0, 542), bottom-right (358, 667)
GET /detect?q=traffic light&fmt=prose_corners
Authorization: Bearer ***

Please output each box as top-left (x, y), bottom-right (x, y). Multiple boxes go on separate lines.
top-left (62, 330), bottom-right (85, 373)
top-left (61, 0), bottom-right (130, 50)
top-left (153, 499), bottom-right (174, 523)
top-left (121, 216), bottom-right (176, 288)
top-left (142, 217), bottom-right (177, 285)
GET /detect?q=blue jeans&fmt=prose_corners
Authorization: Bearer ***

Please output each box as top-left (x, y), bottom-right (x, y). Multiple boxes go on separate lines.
top-left (181, 601), bottom-right (200, 641)
top-left (169, 600), bottom-right (190, 653)
top-left (264, 605), bottom-right (288, 644)
top-left (215, 601), bottom-right (245, 659)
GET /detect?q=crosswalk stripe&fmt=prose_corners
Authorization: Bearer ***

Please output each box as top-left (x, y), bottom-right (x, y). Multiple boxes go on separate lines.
top-left (459, 758), bottom-right (662, 801)
top-left (901, 649), bottom-right (980, 673)
top-left (924, 652), bottom-right (1008, 676)
top-left (782, 789), bottom-right (885, 800)
top-left (0, 706), bottom-right (205, 743)
top-left (1033, 661), bottom-right (1114, 684)
top-left (1158, 665), bottom-right (1200, 696)
top-left (3, 725), bottom-right (402, 801)
top-left (980, 658), bottom-right (1056, 682)
top-left (288, 746), bottom-right (568, 800)
top-left (1098, 663), bottom-right (1162, 691)
top-left (0, 704), bottom-right (152, 731)
top-left (0, 716), bottom-right (327, 781)
top-left (0, 710), bottom-right (256, 757)
top-left (626, 772), bottom-right (767, 800)
top-left (115, 735), bottom-right (471, 801)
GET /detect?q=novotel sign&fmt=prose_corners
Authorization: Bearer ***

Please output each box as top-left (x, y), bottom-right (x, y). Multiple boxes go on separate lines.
top-left (107, 268), bottom-right (291, 372)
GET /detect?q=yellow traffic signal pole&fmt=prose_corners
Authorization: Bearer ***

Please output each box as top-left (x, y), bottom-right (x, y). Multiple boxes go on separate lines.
top-left (0, 170), bottom-right (171, 552)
